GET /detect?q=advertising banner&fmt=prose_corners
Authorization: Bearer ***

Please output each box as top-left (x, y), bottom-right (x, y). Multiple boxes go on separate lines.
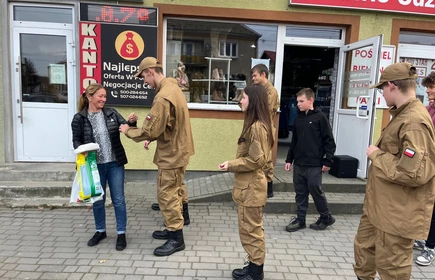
top-left (79, 3), bottom-right (158, 106)
top-left (290, 0), bottom-right (435, 16)
top-left (347, 45), bottom-right (396, 108)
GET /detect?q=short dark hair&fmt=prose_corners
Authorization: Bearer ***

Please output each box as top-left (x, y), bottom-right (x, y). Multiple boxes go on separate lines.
top-left (422, 71), bottom-right (435, 88)
top-left (296, 88), bottom-right (315, 100)
top-left (147, 67), bottom-right (163, 74)
top-left (394, 67), bottom-right (417, 93)
top-left (251, 64), bottom-right (269, 79)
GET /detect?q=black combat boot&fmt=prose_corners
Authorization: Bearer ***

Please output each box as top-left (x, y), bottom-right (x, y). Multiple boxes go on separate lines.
top-left (267, 181), bottom-right (274, 198)
top-left (152, 229), bottom-right (169, 240)
top-left (153, 229), bottom-right (185, 256)
top-left (234, 262), bottom-right (264, 280)
top-left (183, 203), bottom-right (190, 225)
top-left (232, 262), bottom-right (250, 278)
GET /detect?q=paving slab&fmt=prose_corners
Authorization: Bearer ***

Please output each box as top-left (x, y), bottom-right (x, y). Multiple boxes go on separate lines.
top-left (0, 183), bottom-right (432, 279)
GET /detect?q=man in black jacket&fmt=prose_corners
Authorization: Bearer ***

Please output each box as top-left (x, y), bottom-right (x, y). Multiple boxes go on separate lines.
top-left (284, 88), bottom-right (336, 232)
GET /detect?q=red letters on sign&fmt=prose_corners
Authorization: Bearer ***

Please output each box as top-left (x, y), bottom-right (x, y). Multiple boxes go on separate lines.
top-left (290, 0), bottom-right (435, 16)
top-left (382, 51), bottom-right (392, 60)
top-left (355, 49), bottom-right (373, 58)
top-left (80, 23), bottom-right (102, 92)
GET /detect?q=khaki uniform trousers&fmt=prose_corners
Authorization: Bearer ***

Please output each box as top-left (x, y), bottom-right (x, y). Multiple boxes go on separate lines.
top-left (180, 166), bottom-right (188, 204)
top-left (238, 205), bottom-right (265, 265)
top-left (157, 167), bottom-right (185, 231)
top-left (354, 214), bottom-right (413, 280)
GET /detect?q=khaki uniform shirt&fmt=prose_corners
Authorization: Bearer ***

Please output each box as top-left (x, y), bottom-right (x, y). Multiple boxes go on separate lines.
top-left (228, 121), bottom-right (271, 207)
top-left (264, 81), bottom-right (280, 124)
top-left (366, 98), bottom-right (435, 240)
top-left (125, 78), bottom-right (195, 169)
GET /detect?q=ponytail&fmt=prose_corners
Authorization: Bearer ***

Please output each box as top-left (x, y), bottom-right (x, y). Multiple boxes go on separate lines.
top-left (78, 83), bottom-right (104, 112)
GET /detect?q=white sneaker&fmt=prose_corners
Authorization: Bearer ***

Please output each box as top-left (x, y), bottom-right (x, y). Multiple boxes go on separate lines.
top-left (416, 247), bottom-right (435, 266)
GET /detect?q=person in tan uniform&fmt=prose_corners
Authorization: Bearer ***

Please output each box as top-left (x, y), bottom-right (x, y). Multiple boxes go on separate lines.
top-left (119, 57), bottom-right (194, 257)
top-left (354, 62), bottom-right (435, 279)
top-left (219, 85), bottom-right (273, 280)
top-left (251, 64), bottom-right (279, 198)
top-left (146, 140), bottom-right (190, 226)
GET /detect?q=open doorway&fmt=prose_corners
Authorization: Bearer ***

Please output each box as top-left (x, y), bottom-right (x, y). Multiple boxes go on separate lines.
top-left (277, 45), bottom-right (337, 164)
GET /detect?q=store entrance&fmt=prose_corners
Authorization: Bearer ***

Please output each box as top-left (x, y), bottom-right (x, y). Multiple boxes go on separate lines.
top-left (277, 45), bottom-right (337, 164)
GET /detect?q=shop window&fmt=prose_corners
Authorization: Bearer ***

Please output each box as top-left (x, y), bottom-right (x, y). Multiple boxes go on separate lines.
top-left (286, 26), bottom-right (342, 40)
top-left (165, 18), bottom-right (277, 106)
top-left (400, 56), bottom-right (434, 105)
top-left (13, 6), bottom-right (73, 24)
top-left (398, 34), bottom-right (435, 105)
top-left (399, 32), bottom-right (435, 46)
top-left (219, 41), bottom-right (238, 58)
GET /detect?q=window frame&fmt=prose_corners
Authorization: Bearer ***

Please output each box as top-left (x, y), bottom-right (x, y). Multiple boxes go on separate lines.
top-left (163, 17), bottom-right (346, 111)
top-left (218, 41), bottom-right (238, 58)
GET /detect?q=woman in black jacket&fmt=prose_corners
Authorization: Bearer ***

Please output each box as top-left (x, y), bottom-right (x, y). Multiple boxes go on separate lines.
top-left (71, 83), bottom-right (137, 251)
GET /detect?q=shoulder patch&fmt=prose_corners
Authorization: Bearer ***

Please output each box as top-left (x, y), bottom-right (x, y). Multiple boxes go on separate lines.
top-left (404, 148), bottom-right (415, 158)
top-left (146, 115), bottom-right (152, 121)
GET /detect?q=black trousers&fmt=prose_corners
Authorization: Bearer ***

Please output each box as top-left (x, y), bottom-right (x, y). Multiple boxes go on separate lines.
top-left (426, 203), bottom-right (435, 249)
top-left (293, 164), bottom-right (330, 221)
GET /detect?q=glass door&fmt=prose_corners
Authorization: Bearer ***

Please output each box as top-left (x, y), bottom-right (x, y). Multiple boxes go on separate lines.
top-left (332, 35), bottom-right (383, 178)
top-left (12, 27), bottom-right (75, 161)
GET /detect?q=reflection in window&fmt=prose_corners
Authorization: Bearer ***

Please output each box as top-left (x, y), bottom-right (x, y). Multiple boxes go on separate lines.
top-left (20, 34), bottom-right (68, 103)
top-left (219, 41), bottom-right (238, 58)
top-left (286, 26), bottom-right (342, 40)
top-left (166, 19), bottom-right (278, 104)
top-left (14, 6), bottom-right (73, 24)
top-left (399, 32), bottom-right (435, 46)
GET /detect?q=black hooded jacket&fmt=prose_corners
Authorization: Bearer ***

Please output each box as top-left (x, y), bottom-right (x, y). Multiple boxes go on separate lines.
top-left (286, 108), bottom-right (336, 167)
top-left (71, 107), bottom-right (136, 166)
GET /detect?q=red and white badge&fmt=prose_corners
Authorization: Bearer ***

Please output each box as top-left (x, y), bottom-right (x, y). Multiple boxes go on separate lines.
top-left (404, 148), bottom-right (415, 158)
top-left (146, 115), bottom-right (152, 121)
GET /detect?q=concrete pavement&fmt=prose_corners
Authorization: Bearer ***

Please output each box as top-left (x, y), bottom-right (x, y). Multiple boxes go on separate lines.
top-left (0, 181), bottom-right (434, 279)
top-left (0, 163), bottom-right (366, 214)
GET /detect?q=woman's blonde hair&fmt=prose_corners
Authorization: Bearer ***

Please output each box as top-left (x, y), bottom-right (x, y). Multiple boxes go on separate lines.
top-left (78, 83), bottom-right (104, 112)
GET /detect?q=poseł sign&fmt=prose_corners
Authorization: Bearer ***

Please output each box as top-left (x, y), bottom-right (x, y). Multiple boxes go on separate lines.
top-left (290, 0), bottom-right (435, 16)
top-left (347, 45), bottom-right (396, 108)
top-left (79, 3), bottom-right (158, 106)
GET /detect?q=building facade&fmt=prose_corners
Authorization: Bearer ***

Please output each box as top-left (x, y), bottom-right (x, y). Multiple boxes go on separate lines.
top-left (1, 0), bottom-right (435, 178)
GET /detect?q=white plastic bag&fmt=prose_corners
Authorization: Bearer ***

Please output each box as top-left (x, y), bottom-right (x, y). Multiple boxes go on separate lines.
top-left (70, 170), bottom-right (104, 204)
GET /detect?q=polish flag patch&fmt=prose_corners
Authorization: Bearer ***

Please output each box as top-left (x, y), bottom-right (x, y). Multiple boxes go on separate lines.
top-left (146, 115), bottom-right (152, 121)
top-left (404, 148), bottom-right (415, 158)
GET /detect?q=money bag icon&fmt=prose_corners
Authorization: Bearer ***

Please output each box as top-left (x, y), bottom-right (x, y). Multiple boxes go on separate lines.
top-left (120, 32), bottom-right (139, 58)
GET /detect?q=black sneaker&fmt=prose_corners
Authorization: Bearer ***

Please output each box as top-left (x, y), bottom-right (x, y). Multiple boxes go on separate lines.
top-left (151, 203), bottom-right (160, 211)
top-left (116, 234), bottom-right (127, 251)
top-left (285, 217), bottom-right (306, 232)
top-left (310, 214), bottom-right (336, 230)
top-left (87, 231), bottom-right (107, 247)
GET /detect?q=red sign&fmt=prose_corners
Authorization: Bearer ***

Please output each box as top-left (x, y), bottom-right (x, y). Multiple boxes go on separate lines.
top-left (290, 0), bottom-right (435, 16)
top-left (80, 23), bottom-right (102, 93)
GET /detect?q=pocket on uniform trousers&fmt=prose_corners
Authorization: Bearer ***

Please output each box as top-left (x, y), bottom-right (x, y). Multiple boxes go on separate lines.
top-left (158, 169), bottom-right (178, 201)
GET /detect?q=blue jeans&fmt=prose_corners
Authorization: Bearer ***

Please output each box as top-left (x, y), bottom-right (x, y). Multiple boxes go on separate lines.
top-left (93, 161), bottom-right (127, 234)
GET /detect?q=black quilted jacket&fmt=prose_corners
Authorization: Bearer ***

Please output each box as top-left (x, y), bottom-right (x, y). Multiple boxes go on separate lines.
top-left (71, 107), bottom-right (136, 166)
